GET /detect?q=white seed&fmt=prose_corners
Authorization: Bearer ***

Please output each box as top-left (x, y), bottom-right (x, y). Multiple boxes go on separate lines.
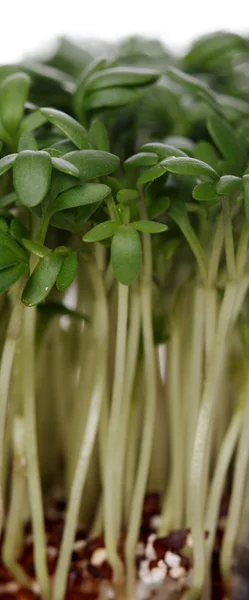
top-left (73, 539), bottom-right (86, 552)
top-left (47, 545), bottom-right (58, 558)
top-left (164, 550), bottom-right (181, 569)
top-left (91, 547), bottom-right (107, 566)
top-left (145, 533), bottom-right (157, 560)
top-left (149, 514), bottom-right (162, 530)
top-left (186, 532), bottom-right (193, 548)
top-left (139, 559), bottom-right (167, 587)
top-left (169, 566), bottom-right (187, 580)
top-left (31, 580), bottom-right (41, 594)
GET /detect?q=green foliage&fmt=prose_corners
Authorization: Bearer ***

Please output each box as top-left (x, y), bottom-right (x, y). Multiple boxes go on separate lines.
top-left (13, 150), bottom-right (52, 208)
top-left (111, 224), bottom-right (142, 285)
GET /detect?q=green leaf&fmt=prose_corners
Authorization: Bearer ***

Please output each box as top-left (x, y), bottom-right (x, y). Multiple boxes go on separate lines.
top-left (125, 152), bottom-right (158, 168)
top-left (111, 224), bottom-right (142, 285)
top-left (53, 139), bottom-right (76, 154)
top-left (132, 220), bottom-right (168, 234)
top-left (83, 220), bottom-right (120, 242)
top-left (89, 119), bottom-right (110, 152)
top-left (148, 196), bottom-right (170, 218)
top-left (207, 115), bottom-right (246, 174)
top-left (9, 218), bottom-right (29, 239)
top-left (51, 157), bottom-right (80, 178)
top-left (0, 229), bottom-right (28, 264)
top-left (192, 182), bottom-right (218, 201)
top-left (18, 131), bottom-right (38, 152)
top-left (167, 66), bottom-right (212, 96)
top-left (21, 238), bottom-right (50, 258)
top-left (20, 109), bottom-right (47, 133)
top-left (141, 142), bottom-right (187, 159)
top-left (0, 263), bottom-right (28, 295)
top-left (243, 175), bottom-right (249, 224)
top-left (86, 66), bottom-right (159, 91)
top-left (117, 189), bottom-right (139, 203)
top-left (0, 72), bottom-right (31, 134)
top-left (73, 58), bottom-right (108, 120)
top-left (63, 150), bottom-right (120, 181)
top-left (0, 192), bottom-right (18, 208)
top-left (137, 163), bottom-right (166, 186)
top-left (165, 136), bottom-right (195, 153)
top-left (161, 157), bottom-right (219, 180)
top-left (0, 218), bottom-right (8, 232)
top-left (22, 253), bottom-right (63, 306)
top-left (56, 251), bottom-right (78, 291)
top-left (48, 183), bottom-right (110, 217)
top-left (194, 141), bottom-right (220, 172)
top-left (40, 107), bottom-right (91, 150)
top-left (0, 154), bottom-right (17, 176)
top-left (85, 87), bottom-right (142, 110)
top-left (13, 150), bottom-right (52, 208)
top-left (216, 176), bottom-right (242, 196)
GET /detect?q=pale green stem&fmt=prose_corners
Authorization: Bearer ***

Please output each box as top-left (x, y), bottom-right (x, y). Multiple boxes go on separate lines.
top-left (222, 197), bottom-right (236, 280)
top-left (52, 260), bottom-right (108, 600)
top-left (90, 495), bottom-right (103, 538)
top-left (205, 404), bottom-right (243, 566)
top-left (115, 283), bottom-right (141, 533)
top-left (125, 228), bottom-right (157, 594)
top-left (220, 370), bottom-right (249, 586)
top-left (160, 311), bottom-right (182, 533)
top-left (236, 221), bottom-right (249, 277)
top-left (207, 214), bottom-right (224, 287)
top-left (3, 417), bottom-right (31, 588)
top-left (186, 285), bottom-right (205, 524)
top-left (0, 284), bottom-right (23, 533)
top-left (185, 281), bottom-right (238, 600)
top-left (22, 304), bottom-right (50, 599)
top-left (124, 373), bottom-right (142, 524)
top-left (104, 282), bottom-right (129, 581)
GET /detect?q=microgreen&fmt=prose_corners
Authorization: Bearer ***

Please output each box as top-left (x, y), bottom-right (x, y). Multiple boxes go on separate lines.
top-left (0, 30), bottom-right (249, 600)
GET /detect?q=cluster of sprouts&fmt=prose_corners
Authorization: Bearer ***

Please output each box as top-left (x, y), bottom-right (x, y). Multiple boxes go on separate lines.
top-left (1, 31), bottom-right (249, 600)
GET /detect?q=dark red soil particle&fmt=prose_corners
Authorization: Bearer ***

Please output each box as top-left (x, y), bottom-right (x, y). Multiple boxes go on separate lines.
top-left (17, 589), bottom-right (39, 600)
top-left (142, 493), bottom-right (160, 519)
top-left (87, 561), bottom-right (112, 581)
top-left (67, 566), bottom-right (83, 590)
top-left (0, 564), bottom-right (12, 582)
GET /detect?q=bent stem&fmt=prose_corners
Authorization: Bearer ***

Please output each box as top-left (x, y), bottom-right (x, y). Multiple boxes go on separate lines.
top-left (0, 284), bottom-right (23, 533)
top-left (104, 282), bottom-right (129, 581)
top-left (220, 368), bottom-right (249, 586)
top-left (185, 281), bottom-right (238, 600)
top-left (22, 304), bottom-right (50, 599)
top-left (125, 226), bottom-right (157, 594)
top-left (52, 259), bottom-right (108, 600)
top-left (205, 404), bottom-right (243, 566)
top-left (2, 417), bottom-right (31, 588)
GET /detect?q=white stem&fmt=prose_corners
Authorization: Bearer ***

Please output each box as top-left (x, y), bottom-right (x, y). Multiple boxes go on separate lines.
top-left (185, 281), bottom-right (238, 600)
top-left (220, 371), bottom-right (249, 585)
top-left (205, 405), bottom-right (243, 565)
top-left (104, 283), bottom-right (129, 580)
top-left (0, 288), bottom-right (23, 532)
top-left (53, 261), bottom-right (108, 600)
top-left (125, 230), bottom-right (157, 593)
top-left (22, 306), bottom-right (50, 600)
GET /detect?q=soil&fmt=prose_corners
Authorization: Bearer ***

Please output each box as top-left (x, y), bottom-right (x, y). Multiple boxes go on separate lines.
top-left (0, 493), bottom-right (229, 600)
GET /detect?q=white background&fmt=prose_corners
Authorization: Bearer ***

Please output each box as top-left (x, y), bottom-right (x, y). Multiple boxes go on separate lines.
top-left (0, 0), bottom-right (248, 63)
